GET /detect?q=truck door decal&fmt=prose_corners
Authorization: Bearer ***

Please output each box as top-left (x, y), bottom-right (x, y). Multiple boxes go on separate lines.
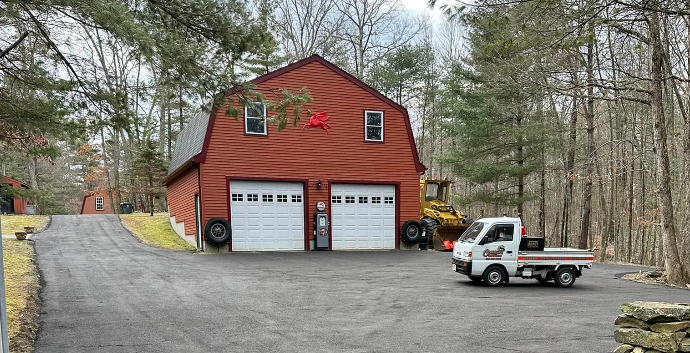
top-left (483, 245), bottom-right (505, 259)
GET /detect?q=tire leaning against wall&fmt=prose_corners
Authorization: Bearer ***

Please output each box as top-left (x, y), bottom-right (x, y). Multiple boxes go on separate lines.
top-left (401, 220), bottom-right (423, 245)
top-left (204, 218), bottom-right (232, 246)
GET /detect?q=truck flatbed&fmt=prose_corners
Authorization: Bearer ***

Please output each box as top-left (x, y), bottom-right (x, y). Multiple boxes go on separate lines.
top-left (518, 248), bottom-right (594, 264)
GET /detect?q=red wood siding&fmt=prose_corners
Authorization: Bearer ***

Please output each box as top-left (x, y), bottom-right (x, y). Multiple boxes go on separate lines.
top-left (0, 176), bottom-right (28, 214)
top-left (80, 194), bottom-right (113, 214)
top-left (166, 166), bottom-right (199, 236)
top-left (199, 60), bottom-right (420, 246)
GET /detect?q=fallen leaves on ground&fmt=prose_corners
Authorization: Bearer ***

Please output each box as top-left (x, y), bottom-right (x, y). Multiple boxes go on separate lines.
top-left (622, 270), bottom-right (690, 290)
top-left (3, 239), bottom-right (40, 353)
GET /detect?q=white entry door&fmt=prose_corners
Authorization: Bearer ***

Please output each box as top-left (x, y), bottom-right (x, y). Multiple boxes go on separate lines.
top-left (229, 180), bottom-right (305, 251)
top-left (331, 183), bottom-right (396, 250)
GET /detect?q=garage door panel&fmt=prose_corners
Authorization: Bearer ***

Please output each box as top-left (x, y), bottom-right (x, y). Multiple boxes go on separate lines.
top-left (230, 180), bottom-right (305, 251)
top-left (331, 183), bottom-right (396, 250)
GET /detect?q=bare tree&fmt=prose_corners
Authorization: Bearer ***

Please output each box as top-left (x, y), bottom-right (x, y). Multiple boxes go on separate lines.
top-left (274, 0), bottom-right (345, 62)
top-left (335, 0), bottom-right (422, 79)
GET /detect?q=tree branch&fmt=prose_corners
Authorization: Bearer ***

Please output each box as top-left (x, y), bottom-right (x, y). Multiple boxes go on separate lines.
top-left (0, 31), bottom-right (29, 60)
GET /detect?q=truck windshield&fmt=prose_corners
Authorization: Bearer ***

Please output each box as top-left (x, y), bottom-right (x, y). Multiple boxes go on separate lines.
top-left (458, 222), bottom-right (484, 243)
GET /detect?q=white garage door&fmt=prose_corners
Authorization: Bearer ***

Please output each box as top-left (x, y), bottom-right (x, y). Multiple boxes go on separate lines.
top-left (229, 180), bottom-right (305, 251)
top-left (331, 183), bottom-right (396, 250)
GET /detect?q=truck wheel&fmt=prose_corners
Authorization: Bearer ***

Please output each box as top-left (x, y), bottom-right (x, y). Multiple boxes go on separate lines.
top-left (554, 267), bottom-right (576, 288)
top-left (483, 266), bottom-right (505, 286)
top-left (204, 218), bottom-right (231, 246)
top-left (401, 220), bottom-right (423, 245)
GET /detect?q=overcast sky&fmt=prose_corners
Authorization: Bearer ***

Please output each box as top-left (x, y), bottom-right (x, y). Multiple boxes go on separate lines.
top-left (402, 0), bottom-right (455, 21)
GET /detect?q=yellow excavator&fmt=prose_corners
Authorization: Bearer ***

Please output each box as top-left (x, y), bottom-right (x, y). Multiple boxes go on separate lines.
top-left (418, 178), bottom-right (472, 250)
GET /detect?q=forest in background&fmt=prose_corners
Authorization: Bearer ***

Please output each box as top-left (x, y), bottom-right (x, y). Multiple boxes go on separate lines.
top-left (1, 0), bottom-right (689, 284)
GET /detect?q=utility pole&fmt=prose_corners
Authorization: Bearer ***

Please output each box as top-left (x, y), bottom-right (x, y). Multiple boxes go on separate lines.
top-left (0, 213), bottom-right (9, 353)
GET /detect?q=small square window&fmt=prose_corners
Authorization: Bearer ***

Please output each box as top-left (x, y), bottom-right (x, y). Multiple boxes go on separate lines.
top-left (231, 193), bottom-right (243, 202)
top-left (371, 196), bottom-right (381, 204)
top-left (384, 196), bottom-right (394, 204)
top-left (365, 110), bottom-right (383, 142)
top-left (358, 196), bottom-right (368, 203)
top-left (292, 195), bottom-right (302, 203)
top-left (247, 194), bottom-right (259, 202)
top-left (331, 196), bottom-right (342, 204)
top-left (345, 196), bottom-right (355, 204)
top-left (262, 194), bottom-right (274, 202)
top-left (277, 195), bottom-right (288, 202)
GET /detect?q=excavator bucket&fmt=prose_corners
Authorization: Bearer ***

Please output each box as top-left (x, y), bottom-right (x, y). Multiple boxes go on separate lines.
top-left (432, 226), bottom-right (468, 251)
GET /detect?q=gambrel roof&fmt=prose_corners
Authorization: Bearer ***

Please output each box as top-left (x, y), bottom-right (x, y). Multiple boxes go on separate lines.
top-left (164, 54), bottom-right (425, 184)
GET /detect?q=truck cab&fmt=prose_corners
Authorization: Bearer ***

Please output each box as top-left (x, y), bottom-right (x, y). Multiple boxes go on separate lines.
top-left (452, 217), bottom-right (593, 287)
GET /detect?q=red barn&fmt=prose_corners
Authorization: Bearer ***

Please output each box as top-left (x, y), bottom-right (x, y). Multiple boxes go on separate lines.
top-left (164, 55), bottom-right (425, 251)
top-left (80, 192), bottom-right (113, 214)
top-left (0, 175), bottom-right (30, 214)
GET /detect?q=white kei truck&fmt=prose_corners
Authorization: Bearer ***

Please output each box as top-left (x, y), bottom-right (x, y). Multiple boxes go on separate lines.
top-left (451, 217), bottom-right (594, 287)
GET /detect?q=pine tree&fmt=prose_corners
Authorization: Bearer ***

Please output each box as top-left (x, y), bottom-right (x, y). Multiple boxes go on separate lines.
top-left (130, 139), bottom-right (168, 216)
top-left (438, 6), bottom-right (548, 215)
top-left (242, 0), bottom-right (286, 76)
top-left (367, 44), bottom-right (432, 106)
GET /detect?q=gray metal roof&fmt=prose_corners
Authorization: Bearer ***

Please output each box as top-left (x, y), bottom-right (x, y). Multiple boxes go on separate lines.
top-left (168, 106), bottom-right (212, 174)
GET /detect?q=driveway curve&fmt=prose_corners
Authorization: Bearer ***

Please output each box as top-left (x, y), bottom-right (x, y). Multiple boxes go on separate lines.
top-left (33, 215), bottom-right (689, 352)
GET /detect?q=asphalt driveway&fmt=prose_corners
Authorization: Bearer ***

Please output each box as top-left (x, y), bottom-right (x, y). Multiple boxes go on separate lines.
top-left (33, 215), bottom-right (689, 352)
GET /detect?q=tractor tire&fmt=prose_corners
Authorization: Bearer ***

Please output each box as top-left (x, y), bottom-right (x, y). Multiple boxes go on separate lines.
top-left (204, 218), bottom-right (232, 246)
top-left (483, 266), bottom-right (505, 287)
top-left (554, 267), bottom-right (576, 288)
top-left (401, 220), bottom-right (423, 245)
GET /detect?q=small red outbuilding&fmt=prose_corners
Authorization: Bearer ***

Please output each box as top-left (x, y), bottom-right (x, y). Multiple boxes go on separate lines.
top-left (0, 175), bottom-right (30, 214)
top-left (80, 192), bottom-right (113, 214)
top-left (164, 55), bottom-right (425, 251)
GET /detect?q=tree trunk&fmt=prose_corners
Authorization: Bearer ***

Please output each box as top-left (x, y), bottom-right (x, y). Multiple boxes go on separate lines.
top-left (561, 85), bottom-right (578, 248)
top-left (516, 114), bottom-right (524, 217)
top-left (27, 155), bottom-right (38, 189)
top-left (627, 154), bottom-right (635, 263)
top-left (113, 128), bottom-right (122, 212)
top-left (167, 105), bottom-right (172, 160)
top-left (179, 84), bottom-right (184, 130)
top-left (148, 175), bottom-right (154, 217)
top-left (648, 9), bottom-right (689, 284)
top-left (579, 31), bottom-right (595, 250)
top-left (100, 127), bottom-right (116, 214)
top-left (159, 79), bottom-right (167, 155)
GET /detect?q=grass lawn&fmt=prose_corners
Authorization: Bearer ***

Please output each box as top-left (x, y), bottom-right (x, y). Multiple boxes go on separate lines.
top-left (1, 215), bottom-right (50, 236)
top-left (120, 213), bottom-right (195, 251)
top-left (3, 239), bottom-right (40, 353)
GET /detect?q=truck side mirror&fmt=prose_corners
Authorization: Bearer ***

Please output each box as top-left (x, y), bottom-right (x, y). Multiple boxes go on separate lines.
top-left (478, 237), bottom-right (486, 246)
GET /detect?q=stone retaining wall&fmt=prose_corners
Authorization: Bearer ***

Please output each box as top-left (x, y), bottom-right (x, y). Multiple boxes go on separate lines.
top-left (614, 302), bottom-right (690, 353)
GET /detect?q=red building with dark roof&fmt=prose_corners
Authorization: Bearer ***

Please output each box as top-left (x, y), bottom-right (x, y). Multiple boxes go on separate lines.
top-left (0, 175), bottom-right (30, 214)
top-left (164, 55), bottom-right (425, 252)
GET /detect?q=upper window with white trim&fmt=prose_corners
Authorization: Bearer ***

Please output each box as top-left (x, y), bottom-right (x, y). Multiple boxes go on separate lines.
top-left (95, 196), bottom-right (104, 211)
top-left (245, 102), bottom-right (267, 135)
top-left (365, 110), bottom-right (383, 142)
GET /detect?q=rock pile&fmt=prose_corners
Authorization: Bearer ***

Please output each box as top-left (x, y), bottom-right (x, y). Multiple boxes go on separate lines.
top-left (614, 302), bottom-right (690, 353)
